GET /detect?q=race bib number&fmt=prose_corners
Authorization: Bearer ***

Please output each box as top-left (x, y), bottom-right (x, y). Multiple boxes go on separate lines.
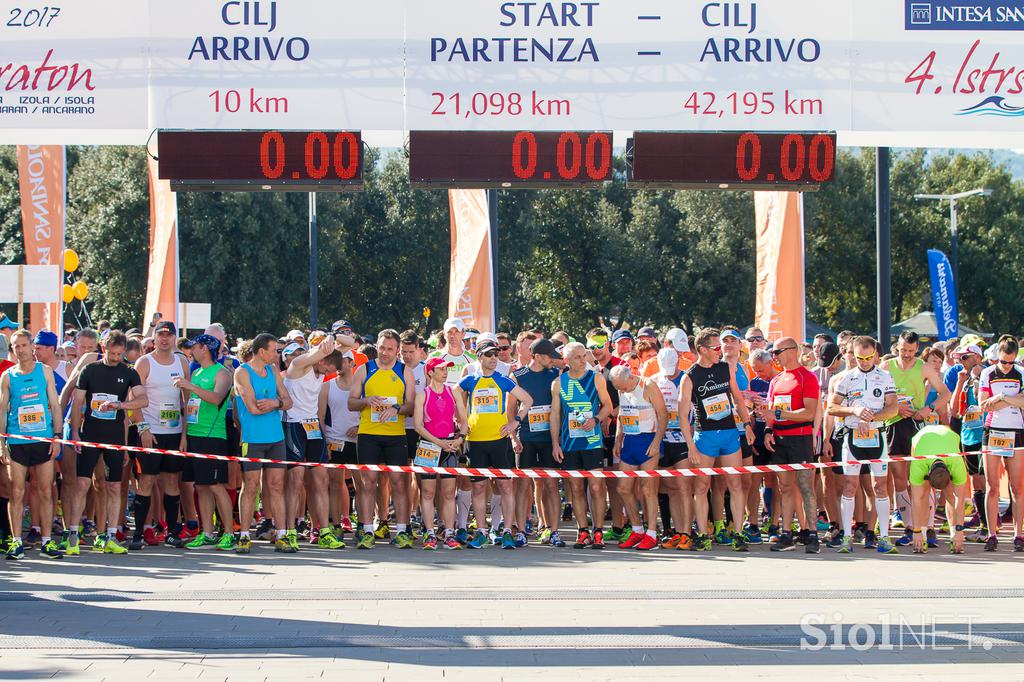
top-left (17, 404), bottom-right (46, 432)
top-left (413, 439), bottom-right (442, 467)
top-left (568, 410), bottom-right (595, 439)
top-left (852, 423), bottom-right (880, 449)
top-left (90, 393), bottom-right (118, 421)
top-left (963, 406), bottom-right (983, 430)
top-left (528, 405), bottom-right (551, 433)
top-left (472, 387), bottom-right (500, 414)
top-left (897, 394), bottom-right (914, 409)
top-left (772, 395), bottom-right (793, 412)
top-left (666, 409), bottom-right (680, 431)
top-left (301, 418), bottom-right (322, 440)
top-left (370, 397), bottom-right (399, 423)
top-left (327, 442), bottom-right (344, 453)
top-left (988, 429), bottom-right (1016, 455)
top-left (185, 396), bottom-right (201, 425)
top-left (923, 412), bottom-right (940, 426)
top-left (702, 393), bottom-right (731, 421)
top-left (619, 406), bottom-right (641, 435)
top-left (158, 402), bottom-right (181, 429)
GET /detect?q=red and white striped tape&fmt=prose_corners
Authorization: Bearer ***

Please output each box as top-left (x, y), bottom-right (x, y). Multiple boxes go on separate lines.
top-left (1, 432), bottom-right (1012, 479)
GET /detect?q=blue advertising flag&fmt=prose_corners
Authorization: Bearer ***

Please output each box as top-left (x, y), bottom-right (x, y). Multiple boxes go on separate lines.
top-left (928, 249), bottom-right (958, 340)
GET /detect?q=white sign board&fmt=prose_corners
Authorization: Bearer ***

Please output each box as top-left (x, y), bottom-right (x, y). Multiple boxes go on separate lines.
top-left (0, 1), bottom-right (148, 143)
top-left (178, 302), bottom-right (212, 332)
top-left (0, 265), bottom-right (61, 303)
top-left (149, 0), bottom-right (405, 130)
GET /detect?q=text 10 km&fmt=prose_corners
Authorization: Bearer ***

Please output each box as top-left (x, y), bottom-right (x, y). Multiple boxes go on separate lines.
top-left (209, 88), bottom-right (289, 114)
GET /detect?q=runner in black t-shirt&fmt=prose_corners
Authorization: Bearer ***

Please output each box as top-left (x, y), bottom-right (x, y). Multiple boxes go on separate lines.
top-left (68, 331), bottom-right (148, 556)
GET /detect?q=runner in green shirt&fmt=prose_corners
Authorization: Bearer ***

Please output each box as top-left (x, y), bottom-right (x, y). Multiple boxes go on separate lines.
top-left (910, 426), bottom-right (969, 554)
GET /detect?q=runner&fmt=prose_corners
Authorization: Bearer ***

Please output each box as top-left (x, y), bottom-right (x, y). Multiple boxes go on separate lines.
top-left (456, 338), bottom-right (534, 550)
top-left (760, 336), bottom-right (821, 554)
top-left (412, 356), bottom-right (468, 550)
top-left (908, 425), bottom-right (970, 554)
top-left (68, 330), bottom-right (148, 556)
top-left (349, 329), bottom-right (417, 549)
top-left (318, 350), bottom-right (360, 537)
top-left (746, 349), bottom-right (777, 541)
top-left (677, 328), bottom-right (755, 552)
top-left (884, 331), bottom-right (950, 547)
top-left (233, 333), bottom-right (292, 553)
top-left (284, 334), bottom-right (346, 550)
top-left (948, 343), bottom-right (986, 535)
top-left (128, 320), bottom-right (190, 550)
top-left (827, 336), bottom-right (900, 554)
top-left (612, 329), bottom-right (634, 359)
top-left (652, 348), bottom-right (693, 550)
top-left (174, 334), bottom-right (236, 551)
top-left (586, 328), bottom-right (628, 541)
top-left (509, 339), bottom-right (563, 546)
top-left (549, 342), bottom-right (613, 549)
top-left (977, 335), bottom-right (1024, 552)
top-left (431, 318), bottom-right (476, 385)
top-left (0, 330), bottom-right (63, 559)
top-left (512, 331), bottom-right (539, 370)
top-left (640, 327), bottom-right (695, 377)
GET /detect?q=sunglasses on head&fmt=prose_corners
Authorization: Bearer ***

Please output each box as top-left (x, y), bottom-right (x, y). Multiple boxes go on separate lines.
top-left (771, 346), bottom-right (798, 356)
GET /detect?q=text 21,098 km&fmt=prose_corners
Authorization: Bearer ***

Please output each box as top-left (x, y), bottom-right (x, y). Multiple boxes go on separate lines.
top-left (431, 91), bottom-right (571, 118)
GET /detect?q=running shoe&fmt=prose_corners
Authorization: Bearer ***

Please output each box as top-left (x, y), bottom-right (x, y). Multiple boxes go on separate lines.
top-left (590, 529), bottom-right (604, 550)
top-left (605, 527), bottom-right (624, 543)
top-left (805, 535), bottom-right (820, 554)
top-left (423, 534), bottom-right (437, 551)
top-left (374, 523), bottom-right (391, 540)
top-left (984, 535), bottom-right (999, 552)
top-left (891, 511), bottom-right (905, 529)
top-left (767, 525), bottom-right (781, 543)
top-left (853, 524), bottom-right (866, 543)
top-left (574, 529), bottom-right (592, 549)
top-left (551, 530), bottom-right (568, 548)
top-left (394, 531), bottom-right (415, 549)
top-left (1014, 536), bottom-right (1024, 553)
top-left (742, 525), bottom-right (763, 544)
top-left (714, 527), bottom-right (732, 545)
top-left (562, 503), bottom-right (573, 521)
top-left (770, 534), bottom-right (795, 552)
top-left (619, 530), bottom-right (644, 549)
top-left (104, 537), bottom-right (128, 555)
top-left (65, 535), bottom-right (80, 556)
top-left (255, 518), bottom-right (276, 541)
top-left (675, 533), bottom-right (693, 551)
top-left (538, 528), bottom-right (553, 545)
top-left (467, 530), bottom-right (488, 549)
top-left (129, 535), bottom-right (145, 551)
top-left (864, 530), bottom-right (878, 550)
top-left (963, 513), bottom-right (982, 529)
top-left (661, 533), bottom-right (681, 549)
top-left (515, 532), bottom-right (527, 548)
top-left (635, 533), bottom-right (658, 551)
top-left (216, 533), bottom-right (237, 551)
top-left (967, 528), bottom-right (989, 543)
top-left (876, 537), bottom-right (898, 554)
top-left (816, 518), bottom-right (830, 533)
top-left (57, 530), bottom-right (70, 552)
top-left (926, 529), bottom-right (939, 549)
top-left (236, 536), bottom-right (253, 554)
top-left (455, 528), bottom-right (469, 546)
top-left (186, 533), bottom-right (217, 549)
top-left (82, 520), bottom-right (97, 540)
top-left (692, 534), bottom-right (712, 551)
top-left (92, 535), bottom-right (107, 553)
top-left (826, 530), bottom-right (845, 549)
top-left (443, 534), bottom-right (463, 550)
top-left (524, 519), bottom-right (533, 536)
top-left (501, 531), bottom-right (516, 550)
top-left (24, 528), bottom-right (41, 548)
top-left (307, 529), bottom-right (320, 546)
top-left (731, 533), bottom-right (749, 552)
top-left (5, 540), bottom-right (24, 560)
top-left (318, 529), bottom-right (345, 549)
top-left (40, 540), bottom-right (63, 559)
top-left (287, 529), bottom-right (301, 551)
top-left (275, 537), bottom-right (297, 553)
top-left (143, 527), bottom-right (161, 546)
top-left (340, 517), bottom-right (354, 534)
top-left (894, 531), bottom-right (914, 547)
top-left (837, 536), bottom-right (853, 554)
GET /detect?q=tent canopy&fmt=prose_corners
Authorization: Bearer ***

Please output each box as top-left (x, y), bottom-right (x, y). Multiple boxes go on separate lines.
top-left (890, 311), bottom-right (991, 343)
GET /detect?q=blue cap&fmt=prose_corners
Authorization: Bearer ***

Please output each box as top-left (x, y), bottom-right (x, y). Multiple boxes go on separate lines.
top-left (611, 329), bottom-right (634, 343)
top-left (183, 334), bottom-right (221, 357)
top-left (721, 329), bottom-right (742, 341)
top-left (33, 330), bottom-right (58, 347)
top-left (0, 314), bottom-right (18, 330)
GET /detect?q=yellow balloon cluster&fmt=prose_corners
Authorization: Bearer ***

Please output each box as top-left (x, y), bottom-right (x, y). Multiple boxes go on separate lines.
top-left (62, 284), bottom-right (74, 304)
top-left (63, 248), bottom-right (79, 272)
top-left (72, 281), bottom-right (89, 301)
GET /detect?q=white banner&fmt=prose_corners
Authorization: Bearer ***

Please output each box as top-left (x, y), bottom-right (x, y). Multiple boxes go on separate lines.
top-left (148, 0), bottom-right (404, 130)
top-left (0, 265), bottom-right (61, 304)
top-left (0, 1), bottom-right (148, 142)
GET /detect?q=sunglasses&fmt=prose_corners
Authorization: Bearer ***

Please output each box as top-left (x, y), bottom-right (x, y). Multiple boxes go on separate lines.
top-left (481, 350), bottom-right (498, 358)
top-left (855, 353), bottom-right (876, 361)
top-left (497, 345), bottom-right (511, 351)
top-left (998, 358), bottom-right (1016, 365)
top-left (702, 345), bottom-right (722, 353)
top-left (746, 336), bottom-right (764, 343)
top-left (771, 346), bottom-right (799, 356)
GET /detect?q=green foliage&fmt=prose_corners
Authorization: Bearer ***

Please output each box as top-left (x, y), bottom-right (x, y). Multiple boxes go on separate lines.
top-left (0, 144), bottom-right (1021, 339)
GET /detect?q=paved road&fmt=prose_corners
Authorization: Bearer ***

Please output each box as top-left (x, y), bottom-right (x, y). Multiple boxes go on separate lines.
top-left (2, 535), bottom-right (1023, 680)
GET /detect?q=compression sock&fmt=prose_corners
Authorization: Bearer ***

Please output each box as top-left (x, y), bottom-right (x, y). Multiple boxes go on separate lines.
top-left (132, 495), bottom-right (151, 538)
top-left (973, 489), bottom-right (985, 519)
top-left (658, 493), bottom-right (672, 535)
top-left (456, 489), bottom-right (471, 530)
top-left (841, 496), bottom-right (856, 537)
top-left (163, 494), bottom-right (181, 534)
top-left (895, 490), bottom-right (913, 530)
top-left (876, 497), bottom-right (891, 538)
top-left (763, 487), bottom-right (774, 521)
top-left (0, 497), bottom-right (10, 539)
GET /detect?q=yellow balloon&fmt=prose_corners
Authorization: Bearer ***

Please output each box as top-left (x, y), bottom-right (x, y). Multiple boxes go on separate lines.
top-left (72, 281), bottom-right (89, 301)
top-left (62, 284), bottom-right (74, 304)
top-left (63, 249), bottom-right (79, 272)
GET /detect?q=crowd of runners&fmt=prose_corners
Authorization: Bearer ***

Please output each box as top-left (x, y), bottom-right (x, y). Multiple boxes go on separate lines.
top-left (1, 316), bottom-right (1021, 560)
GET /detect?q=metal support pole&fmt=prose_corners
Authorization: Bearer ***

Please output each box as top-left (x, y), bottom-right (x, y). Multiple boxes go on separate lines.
top-left (949, 198), bottom-right (959, 289)
top-left (309, 192), bottom-right (319, 330)
top-left (876, 148), bottom-right (891, 344)
top-left (487, 189), bottom-right (499, 331)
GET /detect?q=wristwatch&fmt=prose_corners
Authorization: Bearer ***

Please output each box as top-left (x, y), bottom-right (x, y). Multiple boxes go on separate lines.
top-left (514, 415), bottom-right (523, 424)
top-left (774, 409), bottom-right (782, 421)
top-left (954, 524), bottom-right (965, 532)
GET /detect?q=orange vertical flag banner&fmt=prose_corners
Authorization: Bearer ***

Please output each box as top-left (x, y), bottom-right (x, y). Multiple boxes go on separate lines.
top-left (754, 191), bottom-right (806, 343)
top-left (447, 189), bottom-right (495, 334)
top-left (16, 145), bottom-right (66, 334)
top-left (144, 156), bottom-right (179, 328)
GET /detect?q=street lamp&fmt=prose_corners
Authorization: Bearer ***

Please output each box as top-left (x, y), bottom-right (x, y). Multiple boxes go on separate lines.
top-left (914, 188), bottom-right (992, 287)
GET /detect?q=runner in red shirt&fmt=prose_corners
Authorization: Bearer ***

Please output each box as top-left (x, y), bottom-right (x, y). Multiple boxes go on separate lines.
top-left (761, 336), bottom-right (821, 554)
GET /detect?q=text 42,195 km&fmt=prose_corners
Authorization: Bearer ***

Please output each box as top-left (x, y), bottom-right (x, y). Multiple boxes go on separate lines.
top-left (209, 88), bottom-right (288, 114)
top-left (684, 90), bottom-right (823, 117)
top-left (431, 91), bottom-right (570, 118)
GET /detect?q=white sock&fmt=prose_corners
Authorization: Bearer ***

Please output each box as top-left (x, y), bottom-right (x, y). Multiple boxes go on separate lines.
top-left (876, 497), bottom-right (891, 538)
top-left (107, 527), bottom-right (118, 537)
top-left (41, 536), bottom-right (50, 544)
top-left (645, 527), bottom-right (656, 538)
top-left (840, 496), bottom-right (856, 537)
top-left (240, 531), bottom-right (250, 539)
top-left (490, 494), bottom-right (503, 527)
top-left (895, 490), bottom-right (913, 529)
top-left (632, 525), bottom-right (644, 534)
top-left (277, 529), bottom-right (286, 539)
top-left (362, 523), bottom-right (374, 534)
top-left (456, 490), bottom-right (471, 529)
top-left (396, 523), bottom-right (407, 533)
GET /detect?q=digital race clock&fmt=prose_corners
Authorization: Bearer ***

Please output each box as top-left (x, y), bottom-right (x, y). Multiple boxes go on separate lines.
top-left (408, 130), bottom-right (614, 188)
top-left (627, 131), bottom-right (836, 190)
top-left (157, 130), bottom-right (363, 192)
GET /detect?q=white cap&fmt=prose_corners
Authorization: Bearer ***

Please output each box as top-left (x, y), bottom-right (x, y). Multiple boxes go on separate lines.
top-left (286, 329), bottom-right (305, 341)
top-left (665, 327), bottom-right (690, 353)
top-left (476, 332), bottom-right (498, 344)
top-left (342, 350), bottom-right (355, 361)
top-left (443, 317), bottom-right (465, 333)
top-left (657, 348), bottom-right (679, 375)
